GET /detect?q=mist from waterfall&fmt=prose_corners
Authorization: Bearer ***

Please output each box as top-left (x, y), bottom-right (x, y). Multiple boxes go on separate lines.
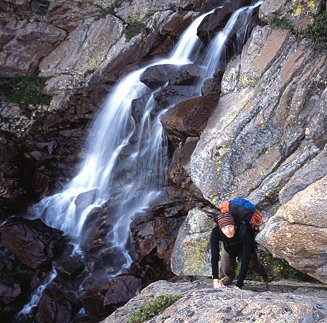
top-left (31, 2), bottom-right (261, 276)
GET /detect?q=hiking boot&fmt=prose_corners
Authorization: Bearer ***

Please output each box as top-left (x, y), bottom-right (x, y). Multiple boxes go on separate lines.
top-left (219, 276), bottom-right (234, 285)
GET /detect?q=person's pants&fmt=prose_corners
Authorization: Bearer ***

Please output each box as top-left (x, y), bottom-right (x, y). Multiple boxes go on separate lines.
top-left (220, 244), bottom-right (267, 279)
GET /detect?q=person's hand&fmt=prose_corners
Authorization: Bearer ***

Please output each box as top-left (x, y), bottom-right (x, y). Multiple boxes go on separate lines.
top-left (213, 279), bottom-right (225, 288)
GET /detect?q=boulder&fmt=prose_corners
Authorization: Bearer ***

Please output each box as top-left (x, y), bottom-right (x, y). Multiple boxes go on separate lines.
top-left (131, 203), bottom-right (186, 268)
top-left (81, 273), bottom-right (142, 321)
top-left (160, 95), bottom-right (219, 144)
top-left (104, 280), bottom-right (327, 323)
top-left (35, 281), bottom-right (80, 323)
top-left (0, 22), bottom-right (66, 77)
top-left (197, 0), bottom-right (251, 43)
top-left (278, 145), bottom-right (327, 204)
top-left (257, 176), bottom-right (327, 284)
top-left (170, 207), bottom-right (215, 276)
top-left (140, 64), bottom-right (206, 89)
top-left (0, 217), bottom-right (65, 269)
top-left (153, 85), bottom-right (198, 108)
top-left (0, 246), bottom-right (47, 320)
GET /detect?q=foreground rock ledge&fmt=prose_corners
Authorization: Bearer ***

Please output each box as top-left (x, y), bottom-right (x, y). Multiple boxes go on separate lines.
top-left (103, 280), bottom-right (327, 323)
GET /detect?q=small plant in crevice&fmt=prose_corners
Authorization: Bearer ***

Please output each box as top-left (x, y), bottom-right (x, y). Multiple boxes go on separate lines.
top-left (127, 294), bottom-right (182, 323)
top-left (125, 20), bottom-right (149, 41)
top-left (237, 251), bottom-right (317, 282)
top-left (267, 15), bottom-right (294, 32)
top-left (304, 11), bottom-right (327, 49)
top-left (0, 76), bottom-right (51, 106)
top-left (32, 0), bottom-right (51, 16)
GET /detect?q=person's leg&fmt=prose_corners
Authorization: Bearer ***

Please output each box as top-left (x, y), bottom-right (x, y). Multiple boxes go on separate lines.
top-left (249, 250), bottom-right (268, 282)
top-left (220, 245), bottom-right (236, 284)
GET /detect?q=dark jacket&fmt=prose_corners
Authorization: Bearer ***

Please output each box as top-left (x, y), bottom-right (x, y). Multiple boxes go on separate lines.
top-left (210, 224), bottom-right (255, 288)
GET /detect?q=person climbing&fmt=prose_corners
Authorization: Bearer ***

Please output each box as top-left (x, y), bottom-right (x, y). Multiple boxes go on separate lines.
top-left (210, 199), bottom-right (269, 289)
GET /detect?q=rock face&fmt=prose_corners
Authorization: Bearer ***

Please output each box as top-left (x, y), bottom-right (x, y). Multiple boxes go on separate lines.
top-left (257, 176), bottom-right (327, 283)
top-left (170, 208), bottom-right (215, 276)
top-left (0, 217), bottom-right (65, 269)
top-left (104, 280), bottom-right (327, 323)
top-left (171, 0), bottom-right (327, 284)
top-left (1, 0), bottom-right (327, 320)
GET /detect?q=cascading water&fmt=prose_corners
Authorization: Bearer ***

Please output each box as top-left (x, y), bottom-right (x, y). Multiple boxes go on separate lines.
top-left (31, 11), bottom-right (211, 274)
top-left (15, 268), bottom-right (57, 319)
top-left (31, 1), bottom-right (262, 276)
top-left (203, 1), bottom-right (263, 80)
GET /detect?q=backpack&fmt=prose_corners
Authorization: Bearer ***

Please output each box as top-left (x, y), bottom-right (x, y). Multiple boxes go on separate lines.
top-left (219, 198), bottom-right (262, 230)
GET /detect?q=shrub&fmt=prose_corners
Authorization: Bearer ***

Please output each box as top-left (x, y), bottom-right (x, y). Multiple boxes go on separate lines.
top-left (240, 251), bottom-right (316, 282)
top-left (125, 20), bottom-right (149, 41)
top-left (267, 15), bottom-right (294, 31)
top-left (304, 12), bottom-right (327, 49)
top-left (0, 76), bottom-right (51, 105)
top-left (128, 294), bottom-right (182, 323)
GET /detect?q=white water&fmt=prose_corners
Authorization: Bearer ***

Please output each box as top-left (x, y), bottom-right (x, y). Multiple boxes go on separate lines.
top-left (31, 12), bottom-right (211, 271)
top-left (31, 2), bottom-right (262, 275)
top-left (203, 1), bottom-right (263, 79)
top-left (15, 268), bottom-right (57, 318)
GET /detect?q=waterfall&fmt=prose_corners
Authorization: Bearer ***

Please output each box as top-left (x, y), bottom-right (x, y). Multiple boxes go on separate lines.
top-left (31, 2), bottom-right (262, 275)
top-left (203, 1), bottom-right (263, 79)
top-left (31, 11), bottom-right (212, 272)
top-left (15, 268), bottom-right (57, 319)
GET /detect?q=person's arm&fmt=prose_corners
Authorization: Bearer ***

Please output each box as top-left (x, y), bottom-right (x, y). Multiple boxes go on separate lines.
top-left (235, 227), bottom-right (255, 288)
top-left (211, 226), bottom-right (220, 284)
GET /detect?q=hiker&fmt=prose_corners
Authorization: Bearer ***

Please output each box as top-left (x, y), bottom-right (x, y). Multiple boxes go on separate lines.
top-left (210, 200), bottom-right (268, 289)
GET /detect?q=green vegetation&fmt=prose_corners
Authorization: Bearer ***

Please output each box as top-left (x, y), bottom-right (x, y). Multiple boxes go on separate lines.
top-left (304, 12), bottom-right (327, 49)
top-left (182, 239), bottom-right (209, 273)
top-left (125, 20), bottom-right (149, 41)
top-left (245, 163), bottom-right (253, 171)
top-left (0, 76), bottom-right (51, 105)
top-left (259, 147), bottom-right (268, 156)
top-left (238, 251), bottom-right (316, 282)
top-left (35, 0), bottom-right (50, 16)
top-left (267, 15), bottom-right (294, 31)
top-left (128, 294), bottom-right (182, 323)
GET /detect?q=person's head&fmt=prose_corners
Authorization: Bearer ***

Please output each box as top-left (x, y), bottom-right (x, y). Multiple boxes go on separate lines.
top-left (216, 212), bottom-right (236, 238)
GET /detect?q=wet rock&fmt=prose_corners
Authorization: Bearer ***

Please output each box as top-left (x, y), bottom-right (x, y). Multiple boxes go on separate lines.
top-left (140, 64), bottom-right (206, 89)
top-left (153, 85), bottom-right (198, 108)
top-left (168, 137), bottom-right (205, 199)
top-left (201, 71), bottom-right (223, 95)
top-left (160, 95), bottom-right (219, 144)
top-left (35, 281), bottom-right (80, 323)
top-left (81, 273), bottom-right (141, 321)
top-left (197, 0), bottom-right (251, 43)
top-left (131, 210), bottom-right (185, 268)
top-left (75, 189), bottom-right (98, 212)
top-left (54, 247), bottom-right (84, 281)
top-left (0, 246), bottom-right (41, 320)
top-left (0, 217), bottom-right (65, 269)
